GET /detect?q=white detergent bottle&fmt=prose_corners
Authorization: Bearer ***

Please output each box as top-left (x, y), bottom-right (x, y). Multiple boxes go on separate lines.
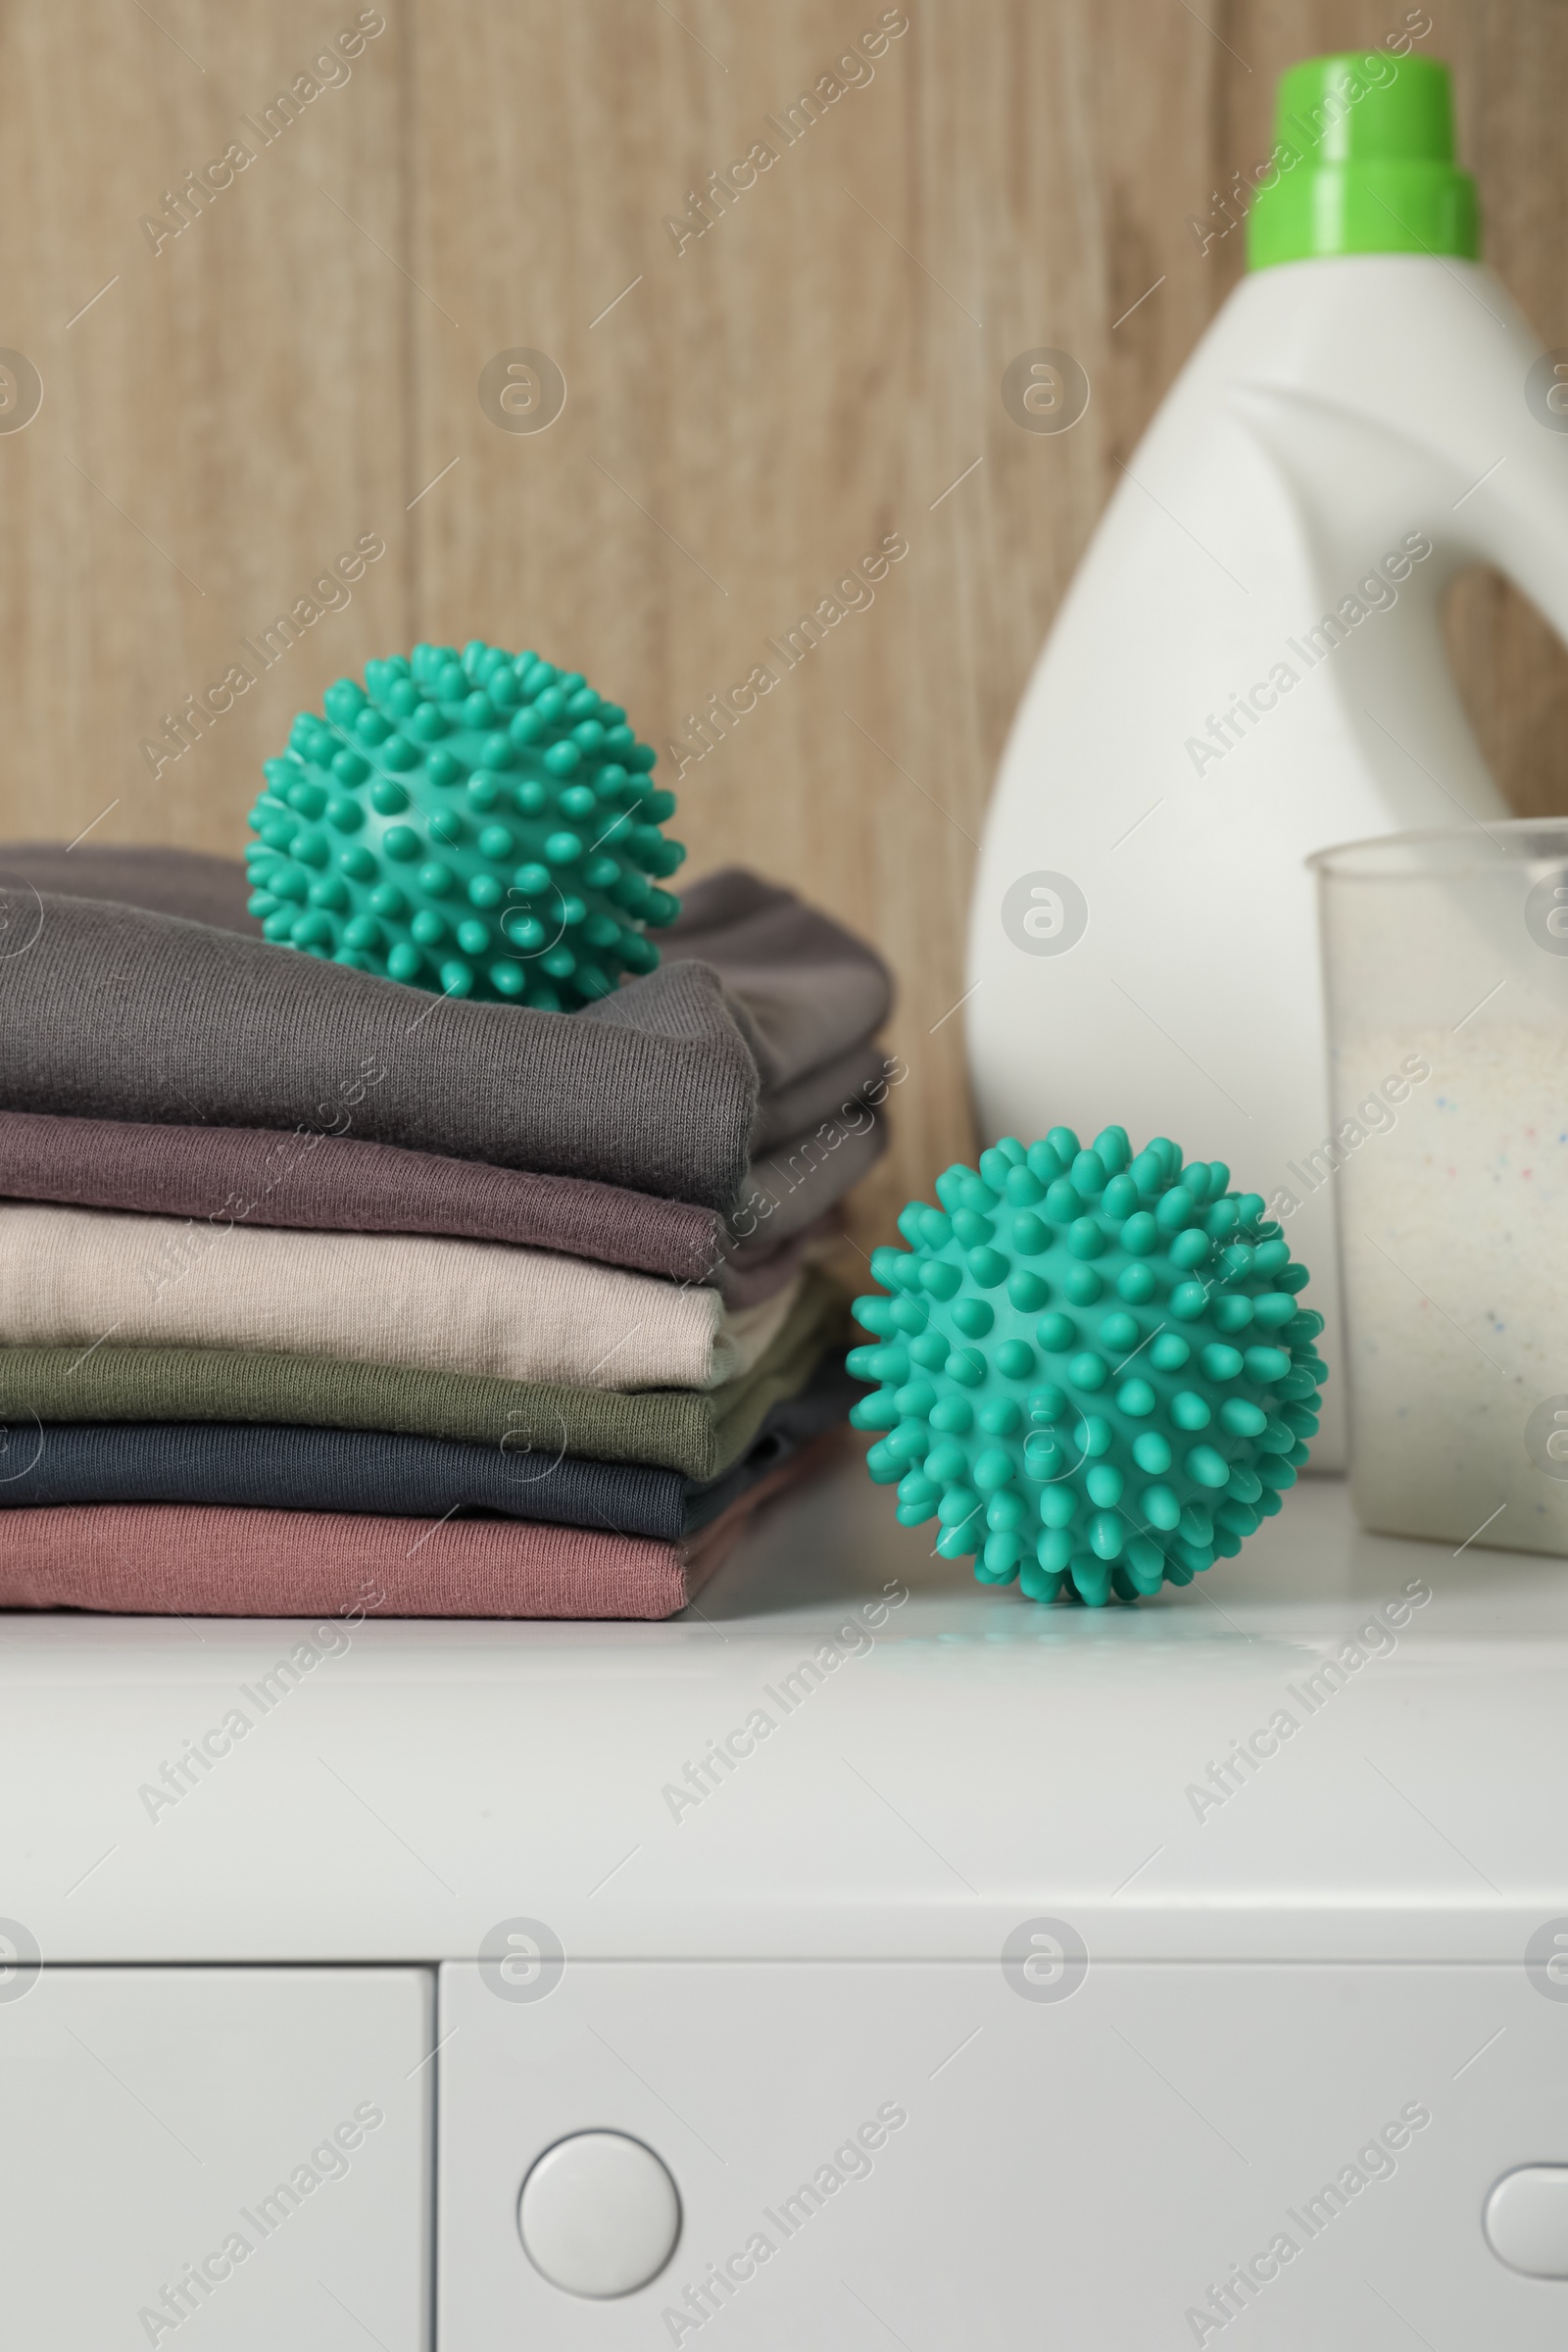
top-left (966, 48), bottom-right (1568, 1464)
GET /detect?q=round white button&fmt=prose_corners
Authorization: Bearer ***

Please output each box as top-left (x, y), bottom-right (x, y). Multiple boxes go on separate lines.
top-left (518, 2131), bottom-right (681, 2298)
top-left (1485, 2165), bottom-right (1568, 2277)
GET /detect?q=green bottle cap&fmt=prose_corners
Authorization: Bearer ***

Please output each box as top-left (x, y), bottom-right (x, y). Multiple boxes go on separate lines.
top-left (1247, 52), bottom-right (1479, 270)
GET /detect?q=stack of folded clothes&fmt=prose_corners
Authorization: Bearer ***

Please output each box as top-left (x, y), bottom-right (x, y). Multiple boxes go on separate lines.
top-left (0, 846), bottom-right (896, 1619)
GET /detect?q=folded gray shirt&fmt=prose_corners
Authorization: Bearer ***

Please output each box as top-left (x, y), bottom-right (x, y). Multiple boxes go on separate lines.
top-left (0, 848), bottom-right (894, 1213)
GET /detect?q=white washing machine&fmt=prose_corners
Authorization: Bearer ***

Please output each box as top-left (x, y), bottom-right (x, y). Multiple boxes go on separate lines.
top-left (1, 1461), bottom-right (1564, 2347)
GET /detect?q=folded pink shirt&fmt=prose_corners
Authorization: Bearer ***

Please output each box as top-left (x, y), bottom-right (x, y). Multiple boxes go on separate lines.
top-left (0, 1439), bottom-right (835, 1620)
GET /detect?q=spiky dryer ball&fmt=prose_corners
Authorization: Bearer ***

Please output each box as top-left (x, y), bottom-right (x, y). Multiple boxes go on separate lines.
top-left (244, 639), bottom-right (684, 1006)
top-left (849, 1126), bottom-right (1328, 1606)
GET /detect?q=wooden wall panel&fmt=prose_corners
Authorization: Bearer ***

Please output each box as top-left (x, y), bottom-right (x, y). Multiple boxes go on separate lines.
top-left (0, 2), bottom-right (409, 850)
top-left (0, 1), bottom-right (1562, 1235)
top-left (1441, 0), bottom-right (1568, 815)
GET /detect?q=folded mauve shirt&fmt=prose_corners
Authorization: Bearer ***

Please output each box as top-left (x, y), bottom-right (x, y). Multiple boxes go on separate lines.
top-left (0, 1442), bottom-right (826, 1620)
top-left (0, 1268), bottom-right (850, 1481)
top-left (0, 849), bottom-right (893, 1186)
top-left (0, 1108), bottom-right (853, 1299)
top-left (0, 1201), bottom-right (798, 1391)
top-left (0, 1354), bottom-right (857, 1538)
top-left (0, 1108), bottom-right (722, 1276)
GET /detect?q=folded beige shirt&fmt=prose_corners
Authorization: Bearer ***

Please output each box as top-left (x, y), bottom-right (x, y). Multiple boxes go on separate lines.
top-left (0, 1203), bottom-right (799, 1392)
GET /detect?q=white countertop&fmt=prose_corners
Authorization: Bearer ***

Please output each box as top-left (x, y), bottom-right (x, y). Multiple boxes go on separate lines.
top-left (3, 1457), bottom-right (1563, 1965)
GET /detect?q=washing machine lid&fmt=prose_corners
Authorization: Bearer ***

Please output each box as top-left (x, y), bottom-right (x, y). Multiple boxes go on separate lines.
top-left (3, 1464), bottom-right (1563, 1966)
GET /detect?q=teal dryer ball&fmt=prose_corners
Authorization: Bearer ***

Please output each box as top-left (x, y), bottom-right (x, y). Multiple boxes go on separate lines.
top-left (849, 1127), bottom-right (1328, 1605)
top-left (245, 639), bottom-right (684, 1006)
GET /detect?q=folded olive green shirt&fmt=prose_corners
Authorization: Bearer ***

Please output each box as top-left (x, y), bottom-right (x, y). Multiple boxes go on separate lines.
top-left (0, 1271), bottom-right (850, 1483)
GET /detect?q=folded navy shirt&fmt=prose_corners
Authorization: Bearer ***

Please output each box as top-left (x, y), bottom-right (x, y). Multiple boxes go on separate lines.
top-left (0, 1353), bottom-right (857, 1542)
